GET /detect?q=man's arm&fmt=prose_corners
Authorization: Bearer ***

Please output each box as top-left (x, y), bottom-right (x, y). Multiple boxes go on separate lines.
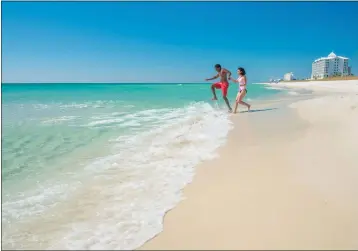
top-left (223, 68), bottom-right (232, 79)
top-left (205, 73), bottom-right (219, 81)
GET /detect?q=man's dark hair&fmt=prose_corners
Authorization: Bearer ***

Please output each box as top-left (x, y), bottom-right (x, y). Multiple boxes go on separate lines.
top-left (215, 64), bottom-right (221, 69)
top-left (238, 67), bottom-right (246, 75)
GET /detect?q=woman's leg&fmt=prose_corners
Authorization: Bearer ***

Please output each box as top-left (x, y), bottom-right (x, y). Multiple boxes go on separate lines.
top-left (233, 92), bottom-right (240, 113)
top-left (238, 90), bottom-right (251, 111)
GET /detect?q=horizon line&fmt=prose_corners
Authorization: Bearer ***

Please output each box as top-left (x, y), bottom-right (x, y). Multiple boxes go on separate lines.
top-left (2, 81), bottom-right (266, 85)
top-left (1, 82), bottom-right (208, 84)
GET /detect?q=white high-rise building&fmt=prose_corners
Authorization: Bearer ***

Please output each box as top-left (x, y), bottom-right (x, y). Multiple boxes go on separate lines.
top-left (284, 72), bottom-right (294, 81)
top-left (311, 52), bottom-right (349, 79)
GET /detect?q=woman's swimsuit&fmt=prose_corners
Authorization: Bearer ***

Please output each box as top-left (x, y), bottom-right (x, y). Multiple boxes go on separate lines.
top-left (238, 76), bottom-right (247, 93)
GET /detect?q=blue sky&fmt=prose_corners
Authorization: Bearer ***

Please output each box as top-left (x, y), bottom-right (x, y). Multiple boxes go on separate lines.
top-left (2, 1), bottom-right (358, 83)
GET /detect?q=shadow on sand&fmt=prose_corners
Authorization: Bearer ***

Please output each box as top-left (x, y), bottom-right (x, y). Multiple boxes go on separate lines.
top-left (240, 108), bottom-right (278, 113)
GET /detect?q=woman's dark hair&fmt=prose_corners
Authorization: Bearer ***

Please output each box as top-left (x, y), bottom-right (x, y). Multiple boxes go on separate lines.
top-left (215, 64), bottom-right (221, 69)
top-left (238, 67), bottom-right (246, 75)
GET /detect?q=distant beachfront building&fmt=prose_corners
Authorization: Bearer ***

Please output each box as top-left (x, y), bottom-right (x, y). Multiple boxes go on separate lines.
top-left (283, 72), bottom-right (294, 81)
top-left (311, 52), bottom-right (349, 79)
top-left (269, 78), bottom-right (282, 83)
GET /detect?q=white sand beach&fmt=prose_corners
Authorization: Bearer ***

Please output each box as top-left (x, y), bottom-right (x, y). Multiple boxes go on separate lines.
top-left (139, 80), bottom-right (358, 250)
top-left (263, 79), bottom-right (358, 93)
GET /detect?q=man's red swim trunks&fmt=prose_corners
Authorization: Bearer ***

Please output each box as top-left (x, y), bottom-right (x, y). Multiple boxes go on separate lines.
top-left (212, 82), bottom-right (229, 97)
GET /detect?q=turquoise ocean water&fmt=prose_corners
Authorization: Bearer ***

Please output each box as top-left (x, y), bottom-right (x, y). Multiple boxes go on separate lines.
top-left (2, 83), bottom-right (282, 250)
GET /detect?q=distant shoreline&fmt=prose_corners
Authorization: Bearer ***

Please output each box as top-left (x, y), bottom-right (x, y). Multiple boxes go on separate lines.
top-left (258, 76), bottom-right (358, 84)
top-left (287, 76), bottom-right (358, 82)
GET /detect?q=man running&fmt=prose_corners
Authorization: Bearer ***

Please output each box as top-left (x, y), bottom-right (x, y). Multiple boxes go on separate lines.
top-left (205, 64), bottom-right (232, 112)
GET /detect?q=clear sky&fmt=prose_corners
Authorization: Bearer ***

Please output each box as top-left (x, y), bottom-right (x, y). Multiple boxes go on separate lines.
top-left (2, 1), bottom-right (358, 83)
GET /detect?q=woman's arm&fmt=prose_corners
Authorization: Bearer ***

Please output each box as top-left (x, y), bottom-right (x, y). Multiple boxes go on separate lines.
top-left (229, 77), bottom-right (239, 83)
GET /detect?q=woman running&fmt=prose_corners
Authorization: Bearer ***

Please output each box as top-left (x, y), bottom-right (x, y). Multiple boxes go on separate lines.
top-left (229, 67), bottom-right (251, 113)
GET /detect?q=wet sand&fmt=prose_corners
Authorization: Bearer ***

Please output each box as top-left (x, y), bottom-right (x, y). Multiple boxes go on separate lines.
top-left (139, 80), bottom-right (358, 250)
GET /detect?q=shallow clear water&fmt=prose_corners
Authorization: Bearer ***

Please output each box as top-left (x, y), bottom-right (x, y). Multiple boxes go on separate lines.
top-left (1, 83), bottom-right (281, 250)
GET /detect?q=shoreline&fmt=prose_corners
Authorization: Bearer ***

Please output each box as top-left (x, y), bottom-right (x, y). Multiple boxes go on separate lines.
top-left (256, 76), bottom-right (358, 85)
top-left (139, 80), bottom-right (358, 250)
top-left (258, 79), bottom-right (358, 94)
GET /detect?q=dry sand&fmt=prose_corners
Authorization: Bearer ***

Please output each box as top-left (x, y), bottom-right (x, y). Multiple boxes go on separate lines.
top-left (139, 80), bottom-right (358, 250)
top-left (264, 79), bottom-right (358, 93)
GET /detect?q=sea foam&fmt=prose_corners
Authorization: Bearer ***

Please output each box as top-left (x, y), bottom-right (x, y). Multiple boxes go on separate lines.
top-left (2, 102), bottom-right (232, 250)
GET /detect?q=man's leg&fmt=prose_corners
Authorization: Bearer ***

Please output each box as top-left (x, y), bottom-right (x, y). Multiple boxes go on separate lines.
top-left (223, 96), bottom-right (232, 111)
top-left (222, 84), bottom-right (232, 112)
top-left (211, 83), bottom-right (220, 100)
